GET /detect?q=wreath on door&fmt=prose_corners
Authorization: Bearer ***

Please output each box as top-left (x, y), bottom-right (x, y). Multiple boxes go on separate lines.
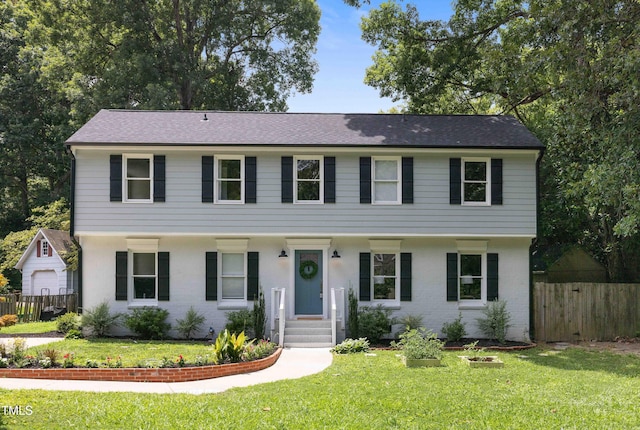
top-left (299, 260), bottom-right (319, 280)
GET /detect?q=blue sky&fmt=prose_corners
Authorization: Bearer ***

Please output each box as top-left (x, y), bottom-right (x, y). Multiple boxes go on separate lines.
top-left (287, 0), bottom-right (454, 113)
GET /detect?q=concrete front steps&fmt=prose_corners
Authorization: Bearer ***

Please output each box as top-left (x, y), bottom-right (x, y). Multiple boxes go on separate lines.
top-left (283, 319), bottom-right (333, 348)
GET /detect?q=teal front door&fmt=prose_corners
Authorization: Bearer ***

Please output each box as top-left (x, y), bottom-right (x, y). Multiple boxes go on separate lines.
top-left (295, 250), bottom-right (323, 315)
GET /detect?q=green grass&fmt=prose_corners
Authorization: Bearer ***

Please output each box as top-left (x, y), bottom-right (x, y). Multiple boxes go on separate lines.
top-left (3, 347), bottom-right (640, 429)
top-left (0, 321), bottom-right (57, 334)
top-left (23, 338), bottom-right (215, 367)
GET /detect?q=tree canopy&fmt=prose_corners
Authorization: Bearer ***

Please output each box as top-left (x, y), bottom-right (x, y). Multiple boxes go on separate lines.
top-left (352, 0), bottom-right (640, 280)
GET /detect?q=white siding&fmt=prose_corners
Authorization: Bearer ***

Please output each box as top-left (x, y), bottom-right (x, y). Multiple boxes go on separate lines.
top-left (20, 249), bottom-right (68, 295)
top-left (73, 149), bottom-right (537, 237)
top-left (80, 235), bottom-right (531, 341)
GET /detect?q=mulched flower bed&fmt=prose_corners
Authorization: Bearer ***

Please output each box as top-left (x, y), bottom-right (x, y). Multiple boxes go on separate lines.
top-left (370, 338), bottom-right (536, 351)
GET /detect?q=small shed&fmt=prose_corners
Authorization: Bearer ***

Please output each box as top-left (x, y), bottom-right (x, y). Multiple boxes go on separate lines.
top-left (533, 247), bottom-right (607, 283)
top-left (14, 229), bottom-right (78, 295)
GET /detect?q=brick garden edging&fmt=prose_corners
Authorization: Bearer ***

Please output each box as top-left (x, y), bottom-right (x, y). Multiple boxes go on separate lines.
top-left (0, 348), bottom-right (282, 383)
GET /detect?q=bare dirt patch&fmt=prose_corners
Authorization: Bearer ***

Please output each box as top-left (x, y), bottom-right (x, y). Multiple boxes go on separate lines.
top-left (571, 338), bottom-right (640, 357)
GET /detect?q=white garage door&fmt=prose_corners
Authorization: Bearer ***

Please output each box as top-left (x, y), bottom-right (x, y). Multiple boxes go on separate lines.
top-left (32, 270), bottom-right (57, 295)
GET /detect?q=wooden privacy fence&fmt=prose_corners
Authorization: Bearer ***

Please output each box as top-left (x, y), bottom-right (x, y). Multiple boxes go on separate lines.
top-left (534, 282), bottom-right (640, 342)
top-left (0, 294), bottom-right (78, 322)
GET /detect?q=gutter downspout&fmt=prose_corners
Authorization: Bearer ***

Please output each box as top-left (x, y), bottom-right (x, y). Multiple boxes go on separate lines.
top-left (67, 147), bottom-right (82, 312)
top-left (529, 148), bottom-right (545, 342)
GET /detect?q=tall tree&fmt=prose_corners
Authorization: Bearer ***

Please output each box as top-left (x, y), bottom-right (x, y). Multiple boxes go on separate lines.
top-left (35, 0), bottom-right (321, 122)
top-left (0, 2), bottom-right (71, 235)
top-left (349, 0), bottom-right (640, 280)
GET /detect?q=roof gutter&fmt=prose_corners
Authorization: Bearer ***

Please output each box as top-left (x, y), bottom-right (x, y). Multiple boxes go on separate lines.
top-left (529, 147), bottom-right (545, 342)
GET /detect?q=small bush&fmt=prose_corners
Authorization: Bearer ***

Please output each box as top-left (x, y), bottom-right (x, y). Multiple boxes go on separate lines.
top-left (81, 302), bottom-right (121, 337)
top-left (396, 314), bottom-right (424, 335)
top-left (395, 328), bottom-right (444, 360)
top-left (175, 306), bottom-right (206, 339)
top-left (8, 338), bottom-right (27, 364)
top-left (40, 348), bottom-right (60, 366)
top-left (225, 309), bottom-right (253, 336)
top-left (0, 314), bottom-right (18, 327)
top-left (213, 329), bottom-right (251, 364)
top-left (347, 288), bottom-right (359, 338)
top-left (476, 300), bottom-right (512, 344)
top-left (252, 287), bottom-right (267, 340)
top-left (56, 312), bottom-right (81, 334)
top-left (331, 338), bottom-right (370, 354)
top-left (65, 329), bottom-right (83, 339)
top-left (243, 339), bottom-right (278, 361)
top-left (357, 305), bottom-right (393, 344)
top-left (441, 313), bottom-right (467, 342)
top-left (124, 307), bottom-right (171, 340)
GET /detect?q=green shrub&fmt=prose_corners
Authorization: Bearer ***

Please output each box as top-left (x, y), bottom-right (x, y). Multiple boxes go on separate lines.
top-left (347, 288), bottom-right (359, 338)
top-left (396, 314), bottom-right (424, 332)
top-left (8, 338), bottom-right (27, 364)
top-left (212, 329), bottom-right (252, 364)
top-left (357, 305), bottom-right (393, 344)
top-left (331, 338), bottom-right (370, 354)
top-left (225, 309), bottom-right (253, 336)
top-left (394, 328), bottom-right (444, 360)
top-left (81, 302), bottom-right (121, 337)
top-left (252, 287), bottom-right (267, 340)
top-left (243, 339), bottom-right (278, 361)
top-left (56, 312), bottom-right (81, 334)
top-left (175, 306), bottom-right (206, 339)
top-left (65, 329), bottom-right (83, 339)
top-left (124, 307), bottom-right (171, 340)
top-left (441, 313), bottom-right (467, 342)
top-left (476, 300), bottom-right (512, 344)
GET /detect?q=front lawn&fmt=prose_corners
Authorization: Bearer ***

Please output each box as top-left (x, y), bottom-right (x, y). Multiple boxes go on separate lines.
top-left (0, 320), bottom-right (57, 335)
top-left (3, 347), bottom-right (640, 428)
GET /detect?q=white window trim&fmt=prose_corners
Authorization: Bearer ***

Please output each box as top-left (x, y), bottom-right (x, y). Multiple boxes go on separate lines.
top-left (123, 154), bottom-right (154, 203)
top-left (127, 238), bottom-right (159, 306)
top-left (40, 241), bottom-right (49, 258)
top-left (369, 240), bottom-right (402, 306)
top-left (456, 240), bottom-right (488, 309)
top-left (215, 155), bottom-right (245, 204)
top-left (372, 156), bottom-right (401, 205)
top-left (461, 157), bottom-right (491, 206)
top-left (216, 239), bottom-right (249, 309)
top-left (294, 155), bottom-right (324, 204)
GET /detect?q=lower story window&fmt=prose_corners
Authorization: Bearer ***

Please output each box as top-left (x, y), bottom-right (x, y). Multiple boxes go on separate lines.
top-left (133, 252), bottom-right (156, 300)
top-left (373, 253), bottom-right (397, 300)
top-left (459, 254), bottom-right (482, 300)
top-left (221, 253), bottom-right (246, 300)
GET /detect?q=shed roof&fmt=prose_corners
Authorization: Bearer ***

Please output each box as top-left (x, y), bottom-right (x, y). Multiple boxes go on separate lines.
top-left (14, 229), bottom-right (74, 270)
top-left (66, 110), bottom-right (544, 150)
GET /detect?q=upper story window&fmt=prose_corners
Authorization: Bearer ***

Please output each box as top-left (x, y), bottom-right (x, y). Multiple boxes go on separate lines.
top-left (373, 253), bottom-right (398, 300)
top-left (295, 156), bottom-right (323, 203)
top-left (462, 158), bottom-right (490, 205)
top-left (216, 156), bottom-right (244, 203)
top-left (40, 241), bottom-right (50, 258)
top-left (124, 155), bottom-right (153, 202)
top-left (373, 157), bottom-right (401, 204)
top-left (132, 252), bottom-right (157, 301)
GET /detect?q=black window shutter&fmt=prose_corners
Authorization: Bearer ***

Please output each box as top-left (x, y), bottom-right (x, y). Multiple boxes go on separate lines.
top-left (400, 253), bottom-right (412, 301)
top-left (360, 157), bottom-right (372, 204)
top-left (487, 253), bottom-right (499, 301)
top-left (402, 157), bottom-right (414, 204)
top-left (110, 155), bottom-right (123, 202)
top-left (450, 158), bottom-right (461, 205)
top-left (158, 252), bottom-right (170, 301)
top-left (202, 156), bottom-right (214, 203)
top-left (491, 159), bottom-right (503, 205)
top-left (446, 253), bottom-right (458, 301)
top-left (281, 156), bottom-right (293, 203)
top-left (154, 155), bottom-right (166, 202)
top-left (324, 156), bottom-right (336, 203)
top-left (359, 252), bottom-right (371, 301)
top-left (247, 252), bottom-right (259, 301)
top-left (205, 252), bottom-right (218, 301)
top-left (115, 251), bottom-right (127, 301)
top-left (245, 157), bottom-right (257, 204)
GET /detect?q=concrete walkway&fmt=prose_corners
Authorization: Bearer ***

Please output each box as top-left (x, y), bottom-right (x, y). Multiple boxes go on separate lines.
top-left (0, 337), bottom-right (333, 394)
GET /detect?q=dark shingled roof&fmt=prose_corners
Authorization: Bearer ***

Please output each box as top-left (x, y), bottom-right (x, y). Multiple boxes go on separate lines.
top-left (66, 109), bottom-right (544, 149)
top-left (41, 229), bottom-right (74, 255)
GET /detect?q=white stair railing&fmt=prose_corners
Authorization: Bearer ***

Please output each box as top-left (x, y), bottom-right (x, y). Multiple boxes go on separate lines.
top-left (330, 288), bottom-right (345, 346)
top-left (271, 288), bottom-right (286, 346)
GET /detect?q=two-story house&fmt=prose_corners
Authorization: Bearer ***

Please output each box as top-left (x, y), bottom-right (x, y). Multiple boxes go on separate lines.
top-left (66, 110), bottom-right (543, 345)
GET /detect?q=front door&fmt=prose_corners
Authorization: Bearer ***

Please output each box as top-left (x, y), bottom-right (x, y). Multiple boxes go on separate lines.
top-left (295, 250), bottom-right (323, 315)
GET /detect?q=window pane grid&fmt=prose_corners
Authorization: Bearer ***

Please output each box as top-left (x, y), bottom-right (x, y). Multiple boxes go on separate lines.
top-left (221, 253), bottom-right (245, 300)
top-left (295, 158), bottom-right (322, 202)
top-left (373, 253), bottom-right (397, 300)
top-left (132, 252), bottom-right (156, 300)
top-left (463, 160), bottom-right (488, 203)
